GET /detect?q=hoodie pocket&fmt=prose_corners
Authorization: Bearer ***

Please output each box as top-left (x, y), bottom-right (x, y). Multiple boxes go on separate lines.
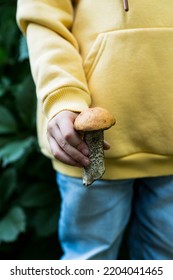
top-left (85, 27), bottom-right (173, 84)
top-left (83, 28), bottom-right (173, 157)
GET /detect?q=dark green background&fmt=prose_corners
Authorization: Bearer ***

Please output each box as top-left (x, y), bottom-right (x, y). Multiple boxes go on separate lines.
top-left (0, 0), bottom-right (62, 260)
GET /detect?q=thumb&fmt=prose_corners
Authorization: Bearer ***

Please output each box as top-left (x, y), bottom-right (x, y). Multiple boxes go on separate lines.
top-left (103, 140), bottom-right (110, 150)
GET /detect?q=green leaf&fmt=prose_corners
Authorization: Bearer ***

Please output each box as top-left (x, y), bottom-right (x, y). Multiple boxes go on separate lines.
top-left (0, 137), bottom-right (35, 166)
top-left (0, 136), bottom-right (11, 147)
top-left (0, 106), bottom-right (17, 134)
top-left (0, 47), bottom-right (7, 66)
top-left (0, 207), bottom-right (26, 242)
top-left (0, 168), bottom-right (16, 208)
top-left (0, 77), bottom-right (11, 97)
top-left (31, 206), bottom-right (59, 237)
top-left (0, 5), bottom-right (19, 58)
top-left (19, 183), bottom-right (55, 208)
top-left (18, 36), bottom-right (29, 61)
top-left (13, 76), bottom-right (36, 129)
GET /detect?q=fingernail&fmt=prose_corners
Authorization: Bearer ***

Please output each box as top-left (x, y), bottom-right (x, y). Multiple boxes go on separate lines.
top-left (83, 158), bottom-right (90, 167)
top-left (82, 148), bottom-right (89, 156)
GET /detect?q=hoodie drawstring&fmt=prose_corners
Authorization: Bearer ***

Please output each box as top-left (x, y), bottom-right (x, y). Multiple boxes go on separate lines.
top-left (123, 0), bottom-right (129, 12)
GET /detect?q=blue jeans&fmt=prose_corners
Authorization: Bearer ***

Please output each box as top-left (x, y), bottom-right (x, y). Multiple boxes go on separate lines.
top-left (56, 173), bottom-right (173, 260)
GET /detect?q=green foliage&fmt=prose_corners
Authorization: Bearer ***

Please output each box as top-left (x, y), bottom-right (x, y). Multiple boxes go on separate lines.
top-left (0, 1), bottom-right (62, 259)
top-left (0, 206), bottom-right (26, 242)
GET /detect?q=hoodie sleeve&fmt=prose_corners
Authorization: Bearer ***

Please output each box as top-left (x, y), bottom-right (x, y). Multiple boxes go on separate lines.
top-left (16, 0), bottom-right (91, 120)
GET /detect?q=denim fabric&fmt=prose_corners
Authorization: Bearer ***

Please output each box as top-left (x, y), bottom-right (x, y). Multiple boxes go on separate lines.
top-left (56, 173), bottom-right (173, 260)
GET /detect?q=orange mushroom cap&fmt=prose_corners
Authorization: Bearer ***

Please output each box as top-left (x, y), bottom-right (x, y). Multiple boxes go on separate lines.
top-left (74, 107), bottom-right (116, 132)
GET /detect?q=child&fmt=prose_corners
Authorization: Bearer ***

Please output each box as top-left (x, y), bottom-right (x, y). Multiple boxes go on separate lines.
top-left (17, 0), bottom-right (173, 259)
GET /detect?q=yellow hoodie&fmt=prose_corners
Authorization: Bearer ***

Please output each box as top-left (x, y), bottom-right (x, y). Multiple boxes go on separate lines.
top-left (16, 0), bottom-right (173, 179)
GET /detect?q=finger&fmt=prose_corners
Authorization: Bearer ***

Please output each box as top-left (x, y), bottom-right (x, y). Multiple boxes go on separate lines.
top-left (58, 131), bottom-right (90, 167)
top-left (103, 140), bottom-right (111, 150)
top-left (48, 135), bottom-right (83, 167)
top-left (57, 118), bottom-right (89, 156)
top-left (48, 129), bottom-right (90, 167)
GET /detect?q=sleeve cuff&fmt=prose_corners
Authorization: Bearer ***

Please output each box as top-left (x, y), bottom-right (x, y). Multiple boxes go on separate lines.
top-left (42, 86), bottom-right (91, 120)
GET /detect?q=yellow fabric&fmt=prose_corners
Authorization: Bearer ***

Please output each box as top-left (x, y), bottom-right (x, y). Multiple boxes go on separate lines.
top-left (16, 0), bottom-right (173, 179)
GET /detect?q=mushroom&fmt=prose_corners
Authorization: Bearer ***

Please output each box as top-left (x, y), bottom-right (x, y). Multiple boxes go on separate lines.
top-left (74, 107), bottom-right (116, 186)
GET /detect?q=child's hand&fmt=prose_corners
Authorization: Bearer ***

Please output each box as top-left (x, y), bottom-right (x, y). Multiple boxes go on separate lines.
top-left (47, 110), bottom-right (90, 167)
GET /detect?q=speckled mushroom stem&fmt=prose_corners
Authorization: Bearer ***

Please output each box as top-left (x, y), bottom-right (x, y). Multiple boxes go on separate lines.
top-left (83, 130), bottom-right (105, 186)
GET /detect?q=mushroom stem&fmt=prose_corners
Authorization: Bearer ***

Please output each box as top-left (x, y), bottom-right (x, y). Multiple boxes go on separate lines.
top-left (83, 130), bottom-right (105, 186)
